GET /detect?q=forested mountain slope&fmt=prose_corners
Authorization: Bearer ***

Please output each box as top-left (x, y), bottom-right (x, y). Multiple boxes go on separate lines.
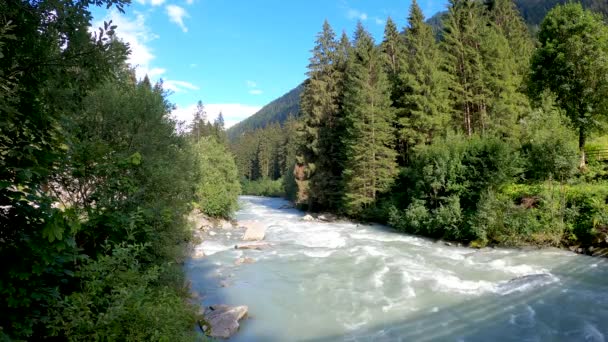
top-left (226, 83), bottom-right (303, 141)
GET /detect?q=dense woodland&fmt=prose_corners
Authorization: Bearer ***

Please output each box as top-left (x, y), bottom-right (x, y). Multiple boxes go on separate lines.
top-left (231, 0), bottom-right (608, 248)
top-left (0, 0), bottom-right (239, 339)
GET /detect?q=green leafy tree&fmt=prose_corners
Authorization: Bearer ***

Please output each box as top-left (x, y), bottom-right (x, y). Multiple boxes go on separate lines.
top-left (194, 137), bottom-right (241, 218)
top-left (342, 23), bottom-right (398, 215)
top-left (529, 3), bottom-right (608, 166)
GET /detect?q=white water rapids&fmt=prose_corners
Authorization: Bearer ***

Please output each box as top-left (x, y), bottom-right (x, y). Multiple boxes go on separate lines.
top-left (186, 196), bottom-right (608, 341)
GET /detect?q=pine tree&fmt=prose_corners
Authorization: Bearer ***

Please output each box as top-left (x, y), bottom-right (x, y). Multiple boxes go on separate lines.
top-left (442, 0), bottom-right (489, 137)
top-left (442, 0), bottom-right (525, 138)
top-left (398, 0), bottom-right (452, 154)
top-left (342, 23), bottom-right (398, 215)
top-left (190, 100), bottom-right (207, 141)
top-left (213, 112), bottom-right (227, 144)
top-left (298, 20), bottom-right (347, 210)
top-left (381, 17), bottom-right (404, 102)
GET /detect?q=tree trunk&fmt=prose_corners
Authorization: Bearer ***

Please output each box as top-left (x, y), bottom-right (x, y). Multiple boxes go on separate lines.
top-left (579, 126), bottom-right (586, 169)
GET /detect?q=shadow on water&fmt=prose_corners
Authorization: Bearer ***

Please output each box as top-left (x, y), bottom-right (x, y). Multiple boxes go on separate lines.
top-left (300, 256), bottom-right (608, 342)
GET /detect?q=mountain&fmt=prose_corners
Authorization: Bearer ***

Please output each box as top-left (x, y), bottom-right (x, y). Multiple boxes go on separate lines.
top-left (227, 83), bottom-right (304, 141)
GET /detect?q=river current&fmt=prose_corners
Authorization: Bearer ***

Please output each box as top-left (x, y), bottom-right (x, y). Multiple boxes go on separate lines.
top-left (186, 196), bottom-right (608, 341)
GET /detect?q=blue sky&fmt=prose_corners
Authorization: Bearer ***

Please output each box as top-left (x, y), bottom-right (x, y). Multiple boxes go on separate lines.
top-left (92, 0), bottom-right (448, 127)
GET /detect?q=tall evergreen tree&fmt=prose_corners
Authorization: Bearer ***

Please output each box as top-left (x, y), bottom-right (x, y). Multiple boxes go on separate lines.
top-left (381, 17), bottom-right (404, 101)
top-left (342, 23), bottom-right (398, 215)
top-left (398, 0), bottom-right (452, 154)
top-left (190, 100), bottom-right (207, 141)
top-left (442, 0), bottom-right (525, 138)
top-left (442, 0), bottom-right (488, 136)
top-left (298, 20), bottom-right (346, 210)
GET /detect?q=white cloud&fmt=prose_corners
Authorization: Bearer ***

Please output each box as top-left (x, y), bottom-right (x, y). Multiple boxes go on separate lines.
top-left (185, 0), bottom-right (194, 4)
top-left (93, 10), bottom-right (158, 80)
top-left (249, 89), bottom-right (263, 95)
top-left (375, 17), bottom-right (385, 25)
top-left (134, 0), bottom-right (165, 6)
top-left (147, 67), bottom-right (166, 77)
top-left (166, 5), bottom-right (189, 32)
top-left (172, 103), bottom-right (262, 128)
top-left (190, 63), bottom-right (198, 68)
top-left (347, 9), bottom-right (368, 21)
top-left (246, 80), bottom-right (257, 88)
top-left (163, 80), bottom-right (199, 92)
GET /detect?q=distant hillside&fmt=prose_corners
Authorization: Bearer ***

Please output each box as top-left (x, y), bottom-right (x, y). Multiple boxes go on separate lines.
top-left (427, 0), bottom-right (607, 34)
top-left (227, 83), bottom-right (304, 141)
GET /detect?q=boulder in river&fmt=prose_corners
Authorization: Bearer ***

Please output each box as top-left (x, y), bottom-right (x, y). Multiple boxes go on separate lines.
top-left (192, 246), bottom-right (205, 259)
top-left (235, 242), bottom-right (270, 250)
top-left (201, 305), bottom-right (248, 339)
top-left (242, 222), bottom-right (266, 241)
top-left (302, 214), bottom-right (315, 222)
top-left (317, 213), bottom-right (338, 222)
top-left (216, 219), bottom-right (234, 230)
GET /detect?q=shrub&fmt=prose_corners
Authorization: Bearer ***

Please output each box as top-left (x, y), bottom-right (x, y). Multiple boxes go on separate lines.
top-left (48, 244), bottom-right (198, 341)
top-left (241, 178), bottom-right (285, 197)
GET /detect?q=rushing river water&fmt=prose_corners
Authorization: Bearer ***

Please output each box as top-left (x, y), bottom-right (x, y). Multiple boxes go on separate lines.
top-left (186, 196), bottom-right (608, 341)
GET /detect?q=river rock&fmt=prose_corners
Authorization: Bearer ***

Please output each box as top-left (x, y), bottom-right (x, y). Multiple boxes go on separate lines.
top-left (302, 214), bottom-right (315, 222)
top-left (209, 231), bottom-right (217, 236)
top-left (235, 257), bottom-right (255, 266)
top-left (202, 305), bottom-right (248, 339)
top-left (242, 223), bottom-right (266, 241)
top-left (188, 210), bottom-right (213, 231)
top-left (217, 220), bottom-right (234, 230)
top-left (192, 246), bottom-right (205, 259)
top-left (317, 213), bottom-right (338, 222)
top-left (235, 242), bottom-right (270, 250)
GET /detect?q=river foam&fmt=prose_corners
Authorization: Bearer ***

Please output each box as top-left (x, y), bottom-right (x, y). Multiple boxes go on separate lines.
top-left (186, 196), bottom-right (608, 342)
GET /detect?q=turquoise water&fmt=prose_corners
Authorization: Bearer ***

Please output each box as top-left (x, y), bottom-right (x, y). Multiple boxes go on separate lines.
top-left (186, 196), bottom-right (608, 341)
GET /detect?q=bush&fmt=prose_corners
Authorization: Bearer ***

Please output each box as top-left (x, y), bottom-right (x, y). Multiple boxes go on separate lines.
top-left (49, 244), bottom-right (198, 341)
top-left (194, 137), bottom-right (241, 218)
top-left (387, 135), bottom-right (520, 241)
top-left (520, 99), bottom-right (579, 181)
top-left (241, 178), bottom-right (285, 197)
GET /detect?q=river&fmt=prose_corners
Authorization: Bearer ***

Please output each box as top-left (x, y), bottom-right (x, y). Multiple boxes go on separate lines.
top-left (186, 196), bottom-right (608, 341)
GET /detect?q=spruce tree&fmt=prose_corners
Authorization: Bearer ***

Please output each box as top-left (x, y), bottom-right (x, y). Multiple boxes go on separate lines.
top-left (442, 0), bottom-right (525, 138)
top-left (342, 23), bottom-right (398, 215)
top-left (381, 17), bottom-right (404, 101)
top-left (442, 0), bottom-right (489, 137)
top-left (398, 0), bottom-right (451, 153)
top-left (299, 21), bottom-right (346, 210)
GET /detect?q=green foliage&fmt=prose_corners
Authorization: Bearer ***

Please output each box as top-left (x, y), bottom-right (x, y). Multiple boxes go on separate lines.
top-left (49, 243), bottom-right (198, 341)
top-left (342, 23), bottom-right (398, 216)
top-left (388, 135), bottom-right (521, 240)
top-left (529, 3), bottom-right (608, 156)
top-left (241, 178), bottom-right (285, 197)
top-left (194, 137), bottom-right (241, 218)
top-left (519, 97), bottom-right (579, 181)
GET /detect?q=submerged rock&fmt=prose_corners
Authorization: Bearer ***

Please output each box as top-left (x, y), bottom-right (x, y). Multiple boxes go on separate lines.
top-left (235, 257), bottom-right (255, 266)
top-left (217, 220), bottom-right (234, 230)
top-left (202, 305), bottom-right (248, 339)
top-left (235, 242), bottom-right (270, 250)
top-left (496, 273), bottom-right (557, 295)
